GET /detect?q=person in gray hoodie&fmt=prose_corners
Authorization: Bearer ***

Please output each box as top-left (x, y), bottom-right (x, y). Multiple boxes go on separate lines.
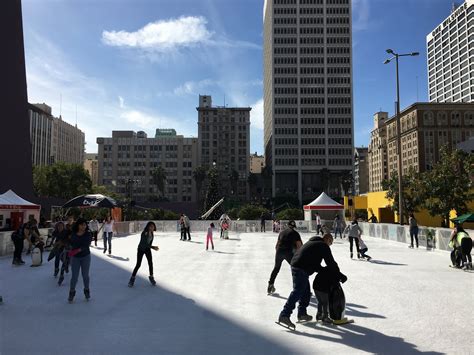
top-left (344, 219), bottom-right (362, 259)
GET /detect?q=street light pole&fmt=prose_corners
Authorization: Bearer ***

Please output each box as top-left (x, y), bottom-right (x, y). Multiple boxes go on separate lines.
top-left (384, 49), bottom-right (419, 225)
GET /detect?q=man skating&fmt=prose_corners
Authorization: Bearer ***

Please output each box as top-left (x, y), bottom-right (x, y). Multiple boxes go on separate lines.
top-left (277, 234), bottom-right (341, 329)
top-left (267, 220), bottom-right (302, 295)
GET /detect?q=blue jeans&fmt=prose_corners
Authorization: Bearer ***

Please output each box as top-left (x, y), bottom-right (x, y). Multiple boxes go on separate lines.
top-left (70, 254), bottom-right (91, 291)
top-left (103, 232), bottom-right (113, 252)
top-left (280, 267), bottom-right (311, 318)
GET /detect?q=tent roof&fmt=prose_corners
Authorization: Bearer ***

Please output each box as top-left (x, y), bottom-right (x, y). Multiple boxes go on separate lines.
top-left (304, 192), bottom-right (344, 210)
top-left (0, 190), bottom-right (40, 209)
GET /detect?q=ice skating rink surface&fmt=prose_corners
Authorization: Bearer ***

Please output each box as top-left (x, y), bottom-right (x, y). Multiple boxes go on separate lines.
top-left (0, 232), bottom-right (472, 355)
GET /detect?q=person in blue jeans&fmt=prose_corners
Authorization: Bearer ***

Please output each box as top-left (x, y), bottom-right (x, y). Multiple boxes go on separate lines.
top-left (278, 234), bottom-right (341, 329)
top-left (67, 218), bottom-right (92, 303)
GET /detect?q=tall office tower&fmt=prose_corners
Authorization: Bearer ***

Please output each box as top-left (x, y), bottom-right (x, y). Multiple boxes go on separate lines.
top-left (427, 0), bottom-right (474, 103)
top-left (197, 95), bottom-right (251, 201)
top-left (353, 147), bottom-right (368, 196)
top-left (97, 131), bottom-right (198, 203)
top-left (263, 0), bottom-right (354, 203)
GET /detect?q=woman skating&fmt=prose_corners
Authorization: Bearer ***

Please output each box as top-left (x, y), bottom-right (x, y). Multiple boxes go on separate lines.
top-left (67, 218), bottom-right (92, 303)
top-left (128, 222), bottom-right (159, 287)
top-left (102, 216), bottom-right (114, 255)
top-left (344, 219), bottom-right (362, 259)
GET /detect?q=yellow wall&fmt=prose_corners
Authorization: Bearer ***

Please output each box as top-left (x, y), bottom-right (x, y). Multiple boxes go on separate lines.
top-left (345, 191), bottom-right (474, 228)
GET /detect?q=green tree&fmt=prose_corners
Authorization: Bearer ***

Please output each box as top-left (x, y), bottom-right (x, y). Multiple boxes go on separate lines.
top-left (151, 166), bottom-right (166, 198)
top-left (33, 162), bottom-right (92, 199)
top-left (237, 205), bottom-right (268, 220)
top-left (382, 167), bottom-right (426, 224)
top-left (340, 171), bottom-right (354, 196)
top-left (204, 167), bottom-right (223, 219)
top-left (423, 146), bottom-right (474, 227)
top-left (248, 173), bottom-right (258, 197)
top-left (193, 166), bottom-right (207, 205)
top-left (276, 208), bottom-right (304, 220)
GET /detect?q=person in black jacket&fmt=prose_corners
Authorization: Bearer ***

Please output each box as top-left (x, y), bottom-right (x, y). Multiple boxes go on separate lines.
top-left (67, 218), bottom-right (92, 303)
top-left (277, 234), bottom-right (340, 329)
top-left (313, 266), bottom-right (347, 323)
top-left (128, 222), bottom-right (159, 287)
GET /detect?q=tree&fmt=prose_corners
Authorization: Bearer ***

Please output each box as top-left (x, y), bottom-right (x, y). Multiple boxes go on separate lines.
top-left (204, 167), bottom-right (223, 219)
top-left (151, 166), bottom-right (166, 198)
top-left (382, 167), bottom-right (425, 224)
top-left (33, 162), bottom-right (92, 199)
top-left (193, 166), bottom-right (207, 204)
top-left (423, 146), bottom-right (474, 227)
top-left (339, 171), bottom-right (354, 196)
top-left (237, 205), bottom-right (268, 220)
top-left (248, 173), bottom-right (258, 196)
top-left (276, 208), bottom-right (304, 220)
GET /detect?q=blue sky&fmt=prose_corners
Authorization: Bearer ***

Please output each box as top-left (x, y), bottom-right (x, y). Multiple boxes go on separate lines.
top-left (22, 0), bottom-right (456, 153)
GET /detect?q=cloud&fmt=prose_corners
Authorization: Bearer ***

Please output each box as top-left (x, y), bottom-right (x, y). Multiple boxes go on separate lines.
top-left (353, 0), bottom-right (370, 31)
top-left (118, 96), bottom-right (125, 108)
top-left (250, 98), bottom-right (263, 130)
top-left (102, 16), bottom-right (213, 51)
top-left (173, 78), bottom-right (263, 97)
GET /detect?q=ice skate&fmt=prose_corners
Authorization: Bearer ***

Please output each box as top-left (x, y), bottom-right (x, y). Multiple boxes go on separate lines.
top-left (322, 316), bottom-right (333, 324)
top-left (84, 288), bottom-right (90, 301)
top-left (149, 276), bottom-right (156, 286)
top-left (316, 312), bottom-right (323, 322)
top-left (267, 283), bottom-right (276, 295)
top-left (333, 317), bottom-right (354, 325)
top-left (58, 275), bottom-right (64, 286)
top-left (54, 268), bottom-right (59, 277)
top-left (408, 245), bottom-right (414, 249)
top-left (275, 316), bottom-right (295, 330)
top-left (128, 277), bottom-right (135, 287)
top-left (68, 290), bottom-right (76, 303)
top-left (350, 252), bottom-right (353, 259)
top-left (297, 314), bottom-right (313, 323)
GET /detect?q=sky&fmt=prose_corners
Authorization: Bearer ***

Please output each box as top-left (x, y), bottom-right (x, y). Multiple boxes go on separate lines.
top-left (22, 0), bottom-right (458, 154)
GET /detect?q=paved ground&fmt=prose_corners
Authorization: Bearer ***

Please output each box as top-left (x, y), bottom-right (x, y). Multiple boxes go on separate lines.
top-left (0, 231), bottom-right (472, 355)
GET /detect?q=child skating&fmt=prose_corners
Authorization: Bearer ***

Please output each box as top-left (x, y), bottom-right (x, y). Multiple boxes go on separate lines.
top-left (313, 266), bottom-right (348, 324)
top-left (206, 223), bottom-right (215, 251)
top-left (357, 235), bottom-right (372, 261)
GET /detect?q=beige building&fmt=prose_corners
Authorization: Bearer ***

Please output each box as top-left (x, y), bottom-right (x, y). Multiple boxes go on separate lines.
top-left (97, 131), bottom-right (198, 202)
top-left (368, 103), bottom-right (474, 191)
top-left (368, 112), bottom-right (389, 192)
top-left (84, 153), bottom-right (99, 186)
top-left (263, 0), bottom-right (354, 203)
top-left (250, 153), bottom-right (265, 174)
top-left (28, 103), bottom-right (85, 166)
top-left (197, 95), bottom-right (250, 200)
top-left (354, 147), bottom-right (368, 195)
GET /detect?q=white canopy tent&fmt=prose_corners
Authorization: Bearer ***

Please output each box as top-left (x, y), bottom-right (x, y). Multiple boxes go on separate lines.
top-left (303, 192), bottom-right (344, 221)
top-left (0, 190), bottom-right (40, 230)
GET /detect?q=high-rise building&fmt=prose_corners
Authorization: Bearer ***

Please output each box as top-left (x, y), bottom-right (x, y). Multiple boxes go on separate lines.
top-left (427, 0), bottom-right (474, 103)
top-left (354, 147), bottom-right (368, 195)
top-left (197, 95), bottom-right (251, 200)
top-left (84, 153), bottom-right (99, 186)
top-left (263, 0), bottom-right (354, 203)
top-left (97, 131), bottom-right (198, 202)
top-left (368, 103), bottom-right (474, 191)
top-left (28, 103), bottom-right (85, 166)
top-left (250, 153), bottom-right (265, 174)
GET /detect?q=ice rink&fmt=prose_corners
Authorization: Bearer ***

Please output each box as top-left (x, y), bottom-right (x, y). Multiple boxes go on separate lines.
top-left (0, 231), bottom-right (472, 355)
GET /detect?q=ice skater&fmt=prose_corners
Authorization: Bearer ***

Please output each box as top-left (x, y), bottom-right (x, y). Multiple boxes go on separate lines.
top-left (449, 225), bottom-right (472, 269)
top-left (333, 215), bottom-right (344, 239)
top-left (50, 222), bottom-right (68, 277)
top-left (344, 219), bottom-right (362, 259)
top-left (206, 223), bottom-right (215, 251)
top-left (315, 212), bottom-right (322, 235)
top-left (357, 234), bottom-right (372, 261)
top-left (89, 216), bottom-right (99, 247)
top-left (101, 216), bottom-right (115, 255)
top-left (408, 213), bottom-right (419, 248)
top-left (277, 234), bottom-right (340, 330)
top-left (313, 265), bottom-right (347, 324)
top-left (267, 220), bottom-right (302, 295)
top-left (67, 218), bottom-right (92, 303)
top-left (128, 222), bottom-right (159, 287)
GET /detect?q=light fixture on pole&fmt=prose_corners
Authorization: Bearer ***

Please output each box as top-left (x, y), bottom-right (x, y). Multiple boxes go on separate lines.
top-left (383, 49), bottom-right (419, 224)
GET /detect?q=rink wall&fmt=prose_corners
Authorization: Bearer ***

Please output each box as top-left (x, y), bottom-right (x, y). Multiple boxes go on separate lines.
top-left (1, 221), bottom-right (472, 256)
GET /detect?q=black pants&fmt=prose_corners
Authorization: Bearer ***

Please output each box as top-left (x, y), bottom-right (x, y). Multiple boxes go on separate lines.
top-left (451, 249), bottom-right (461, 267)
top-left (13, 238), bottom-right (24, 261)
top-left (185, 227), bottom-right (191, 241)
top-left (132, 248), bottom-right (153, 277)
top-left (269, 250), bottom-right (293, 285)
top-left (315, 290), bottom-right (329, 317)
top-left (460, 238), bottom-right (473, 264)
top-left (316, 224), bottom-right (322, 235)
top-left (349, 237), bottom-right (360, 255)
top-left (91, 231), bottom-right (98, 246)
top-left (410, 227), bottom-right (419, 247)
top-left (261, 222), bottom-right (265, 232)
top-left (180, 228), bottom-right (186, 240)
top-left (359, 247), bottom-right (371, 260)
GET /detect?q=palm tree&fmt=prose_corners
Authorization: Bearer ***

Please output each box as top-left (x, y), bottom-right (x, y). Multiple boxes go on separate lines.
top-left (151, 166), bottom-right (166, 199)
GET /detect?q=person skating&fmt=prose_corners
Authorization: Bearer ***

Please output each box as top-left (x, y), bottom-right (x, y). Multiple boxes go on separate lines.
top-left (449, 225), bottom-right (472, 269)
top-left (408, 213), bottom-right (419, 248)
top-left (333, 215), bottom-right (344, 239)
top-left (219, 214), bottom-right (231, 239)
top-left (357, 235), bottom-right (372, 261)
top-left (11, 226), bottom-right (26, 265)
top-left (183, 214), bottom-right (191, 241)
top-left (277, 234), bottom-right (341, 329)
top-left (128, 222), bottom-right (159, 287)
top-left (206, 223), bottom-right (215, 251)
top-left (315, 212), bottom-right (322, 235)
top-left (57, 221), bottom-right (73, 286)
top-left (67, 218), bottom-right (92, 303)
top-left (179, 215), bottom-right (186, 241)
top-left (50, 222), bottom-right (68, 277)
top-left (344, 219), bottom-right (362, 259)
top-left (267, 220), bottom-right (302, 295)
top-left (313, 265), bottom-right (347, 324)
top-left (102, 216), bottom-right (114, 254)
top-left (260, 212), bottom-right (266, 232)
top-left (89, 217), bottom-right (99, 247)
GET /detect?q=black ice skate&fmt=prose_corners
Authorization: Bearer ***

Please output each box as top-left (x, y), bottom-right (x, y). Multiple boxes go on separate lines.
top-left (68, 290), bottom-right (76, 303)
top-left (321, 316), bottom-right (333, 324)
top-left (128, 277), bottom-right (135, 287)
top-left (297, 314), bottom-right (313, 323)
top-left (58, 275), bottom-right (64, 286)
top-left (54, 268), bottom-right (59, 277)
top-left (84, 288), bottom-right (90, 301)
top-left (149, 276), bottom-right (156, 286)
top-left (316, 312), bottom-right (323, 322)
top-left (267, 283), bottom-right (276, 295)
top-left (275, 316), bottom-right (296, 330)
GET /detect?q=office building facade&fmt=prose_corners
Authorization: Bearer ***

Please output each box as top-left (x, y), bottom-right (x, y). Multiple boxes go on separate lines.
top-left (427, 0), bottom-right (474, 103)
top-left (354, 147), bottom-right (368, 195)
top-left (263, 0), bottom-right (354, 203)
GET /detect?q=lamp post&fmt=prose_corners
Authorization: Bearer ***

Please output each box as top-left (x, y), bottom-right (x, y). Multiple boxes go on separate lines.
top-left (383, 49), bottom-right (419, 224)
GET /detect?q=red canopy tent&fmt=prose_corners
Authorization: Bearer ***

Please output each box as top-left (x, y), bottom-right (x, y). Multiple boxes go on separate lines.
top-left (0, 190), bottom-right (41, 230)
top-left (303, 192), bottom-right (344, 221)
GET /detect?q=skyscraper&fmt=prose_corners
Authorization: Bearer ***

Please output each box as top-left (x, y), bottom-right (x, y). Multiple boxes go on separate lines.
top-left (263, 0), bottom-right (354, 203)
top-left (427, 0), bottom-right (474, 103)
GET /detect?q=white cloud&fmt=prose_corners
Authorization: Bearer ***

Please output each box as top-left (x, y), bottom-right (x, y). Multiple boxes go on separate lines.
top-left (102, 16), bottom-right (213, 51)
top-left (250, 98), bottom-right (264, 130)
top-left (173, 79), bottom-right (217, 96)
top-left (118, 96), bottom-right (125, 108)
top-left (353, 0), bottom-right (370, 31)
